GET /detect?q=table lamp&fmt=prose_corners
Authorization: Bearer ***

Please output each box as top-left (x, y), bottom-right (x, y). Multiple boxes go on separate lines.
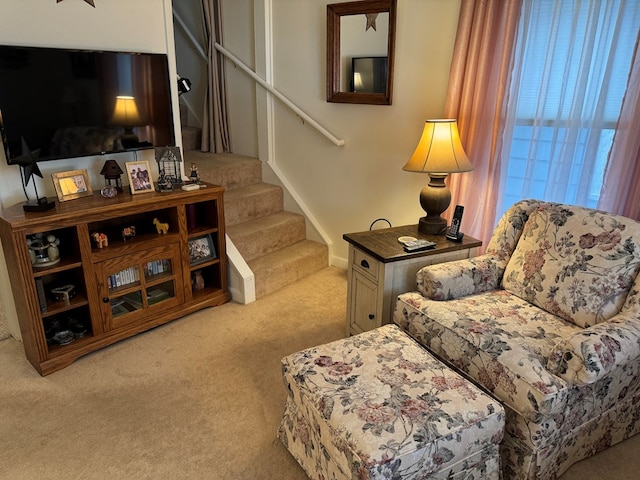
top-left (110, 95), bottom-right (144, 147)
top-left (403, 119), bottom-right (473, 235)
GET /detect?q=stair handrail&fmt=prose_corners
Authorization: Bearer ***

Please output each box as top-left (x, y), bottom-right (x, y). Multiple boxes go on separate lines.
top-left (172, 6), bottom-right (345, 147)
top-left (214, 42), bottom-right (346, 147)
top-left (173, 10), bottom-right (207, 61)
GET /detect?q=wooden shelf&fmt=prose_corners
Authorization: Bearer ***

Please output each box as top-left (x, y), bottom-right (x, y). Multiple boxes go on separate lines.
top-left (32, 258), bottom-right (84, 277)
top-left (0, 182), bottom-right (230, 375)
top-left (42, 293), bottom-right (89, 318)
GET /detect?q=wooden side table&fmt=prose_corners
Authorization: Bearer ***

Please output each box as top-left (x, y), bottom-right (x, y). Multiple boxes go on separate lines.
top-left (343, 225), bottom-right (481, 336)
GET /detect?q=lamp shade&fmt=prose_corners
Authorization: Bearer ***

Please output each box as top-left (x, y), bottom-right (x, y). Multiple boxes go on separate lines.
top-left (403, 119), bottom-right (473, 174)
top-left (110, 95), bottom-right (143, 127)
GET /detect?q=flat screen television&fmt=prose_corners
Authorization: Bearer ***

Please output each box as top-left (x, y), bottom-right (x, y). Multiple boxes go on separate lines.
top-left (0, 45), bottom-right (175, 165)
top-left (351, 56), bottom-right (387, 94)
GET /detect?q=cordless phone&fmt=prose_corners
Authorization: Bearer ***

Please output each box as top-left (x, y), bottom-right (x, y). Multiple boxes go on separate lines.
top-left (446, 205), bottom-right (464, 242)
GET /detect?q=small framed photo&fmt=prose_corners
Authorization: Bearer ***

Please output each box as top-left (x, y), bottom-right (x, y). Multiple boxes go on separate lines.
top-left (188, 234), bottom-right (217, 266)
top-left (52, 169), bottom-right (93, 202)
top-left (125, 161), bottom-right (154, 195)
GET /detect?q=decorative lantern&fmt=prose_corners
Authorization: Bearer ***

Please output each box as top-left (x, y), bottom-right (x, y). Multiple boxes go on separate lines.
top-left (100, 159), bottom-right (124, 191)
top-left (154, 146), bottom-right (183, 186)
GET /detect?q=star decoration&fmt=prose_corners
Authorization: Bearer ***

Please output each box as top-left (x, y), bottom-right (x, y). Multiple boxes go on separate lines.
top-left (13, 138), bottom-right (43, 187)
top-left (57, 0), bottom-right (96, 7)
top-left (365, 13), bottom-right (378, 31)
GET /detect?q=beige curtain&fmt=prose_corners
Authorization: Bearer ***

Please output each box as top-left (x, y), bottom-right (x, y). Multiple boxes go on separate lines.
top-left (444, 0), bottom-right (523, 247)
top-left (201, 0), bottom-right (230, 153)
top-left (133, 55), bottom-right (173, 147)
top-left (597, 33), bottom-right (640, 220)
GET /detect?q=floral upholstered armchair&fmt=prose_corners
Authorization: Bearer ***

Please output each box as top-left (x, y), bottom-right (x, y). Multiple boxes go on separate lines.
top-left (394, 199), bottom-right (640, 479)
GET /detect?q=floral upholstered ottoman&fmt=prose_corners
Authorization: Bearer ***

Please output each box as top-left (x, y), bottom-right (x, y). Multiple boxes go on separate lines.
top-left (278, 324), bottom-right (505, 480)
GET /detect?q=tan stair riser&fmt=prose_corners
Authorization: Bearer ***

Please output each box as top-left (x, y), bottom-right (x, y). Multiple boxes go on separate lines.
top-left (249, 241), bottom-right (328, 298)
top-left (227, 213), bottom-right (306, 262)
top-left (224, 186), bottom-right (283, 226)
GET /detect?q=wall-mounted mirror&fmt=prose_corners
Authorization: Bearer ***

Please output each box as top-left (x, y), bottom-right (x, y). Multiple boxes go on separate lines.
top-left (327, 0), bottom-right (397, 105)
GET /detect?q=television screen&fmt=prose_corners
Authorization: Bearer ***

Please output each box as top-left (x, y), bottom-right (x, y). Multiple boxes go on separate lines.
top-left (0, 45), bottom-right (175, 164)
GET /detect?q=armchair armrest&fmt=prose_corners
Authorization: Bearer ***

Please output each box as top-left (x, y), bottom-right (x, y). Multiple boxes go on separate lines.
top-left (547, 313), bottom-right (640, 385)
top-left (417, 254), bottom-right (508, 300)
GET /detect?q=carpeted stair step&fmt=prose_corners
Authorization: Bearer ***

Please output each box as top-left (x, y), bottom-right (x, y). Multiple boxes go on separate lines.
top-left (227, 211), bottom-right (306, 262)
top-left (184, 151), bottom-right (262, 190)
top-left (248, 240), bottom-right (328, 298)
top-left (178, 150), bottom-right (328, 299)
top-left (223, 183), bottom-right (283, 226)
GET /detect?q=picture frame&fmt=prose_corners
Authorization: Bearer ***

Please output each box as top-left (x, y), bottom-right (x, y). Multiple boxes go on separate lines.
top-left (125, 161), bottom-right (154, 195)
top-left (51, 169), bottom-right (93, 202)
top-left (188, 234), bottom-right (217, 266)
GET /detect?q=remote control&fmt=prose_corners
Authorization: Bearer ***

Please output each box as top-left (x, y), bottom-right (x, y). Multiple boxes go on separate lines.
top-left (403, 239), bottom-right (436, 252)
top-left (181, 184), bottom-right (200, 191)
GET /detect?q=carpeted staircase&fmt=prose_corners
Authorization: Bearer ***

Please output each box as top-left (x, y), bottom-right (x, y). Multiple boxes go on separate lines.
top-left (181, 128), bottom-right (328, 299)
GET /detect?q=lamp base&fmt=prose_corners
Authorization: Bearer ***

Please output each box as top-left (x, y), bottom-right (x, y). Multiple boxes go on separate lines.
top-left (418, 216), bottom-right (447, 235)
top-left (416, 173), bottom-right (451, 235)
top-left (23, 197), bottom-right (55, 212)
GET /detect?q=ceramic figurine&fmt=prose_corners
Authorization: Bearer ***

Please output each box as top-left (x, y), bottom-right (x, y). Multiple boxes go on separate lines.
top-left (193, 270), bottom-right (205, 290)
top-left (122, 226), bottom-right (136, 241)
top-left (189, 163), bottom-right (200, 184)
top-left (157, 170), bottom-right (173, 192)
top-left (153, 218), bottom-right (169, 234)
top-left (27, 232), bottom-right (61, 266)
top-left (46, 234), bottom-right (60, 261)
top-left (91, 232), bottom-right (108, 248)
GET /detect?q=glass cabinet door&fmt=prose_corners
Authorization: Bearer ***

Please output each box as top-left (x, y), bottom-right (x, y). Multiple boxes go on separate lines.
top-left (100, 243), bottom-right (183, 330)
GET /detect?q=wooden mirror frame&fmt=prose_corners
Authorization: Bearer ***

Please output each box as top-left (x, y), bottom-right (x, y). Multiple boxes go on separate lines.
top-left (327, 0), bottom-right (397, 105)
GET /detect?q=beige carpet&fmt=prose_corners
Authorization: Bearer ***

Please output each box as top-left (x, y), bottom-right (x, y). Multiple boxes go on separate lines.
top-left (0, 294), bottom-right (10, 341)
top-left (0, 266), bottom-right (638, 479)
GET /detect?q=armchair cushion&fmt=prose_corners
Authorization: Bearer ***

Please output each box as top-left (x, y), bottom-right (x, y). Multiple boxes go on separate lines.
top-left (417, 198), bottom-right (542, 300)
top-left (502, 203), bottom-right (640, 328)
top-left (417, 255), bottom-right (505, 300)
top-left (395, 290), bottom-right (580, 420)
top-left (548, 272), bottom-right (640, 384)
top-left (547, 313), bottom-right (640, 384)
top-left (484, 198), bottom-right (542, 260)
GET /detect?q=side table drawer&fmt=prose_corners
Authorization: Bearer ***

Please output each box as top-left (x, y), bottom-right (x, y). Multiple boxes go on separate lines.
top-left (352, 249), bottom-right (379, 282)
top-left (349, 270), bottom-right (381, 334)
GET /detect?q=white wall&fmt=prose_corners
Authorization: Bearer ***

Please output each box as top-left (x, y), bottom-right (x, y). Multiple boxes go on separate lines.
top-left (220, 0), bottom-right (461, 266)
top-left (0, 0), bottom-right (181, 338)
top-left (221, 0), bottom-right (259, 157)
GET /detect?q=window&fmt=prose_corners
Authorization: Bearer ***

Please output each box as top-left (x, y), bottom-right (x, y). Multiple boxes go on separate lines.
top-left (498, 0), bottom-right (640, 218)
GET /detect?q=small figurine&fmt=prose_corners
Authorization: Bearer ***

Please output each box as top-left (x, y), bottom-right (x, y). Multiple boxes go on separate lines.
top-left (189, 162), bottom-right (200, 184)
top-left (46, 234), bottom-right (60, 261)
top-left (157, 169), bottom-right (173, 192)
top-left (153, 218), bottom-right (169, 235)
top-left (27, 232), bottom-right (61, 266)
top-left (193, 270), bottom-right (205, 290)
top-left (91, 232), bottom-right (108, 248)
top-left (122, 226), bottom-right (136, 241)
